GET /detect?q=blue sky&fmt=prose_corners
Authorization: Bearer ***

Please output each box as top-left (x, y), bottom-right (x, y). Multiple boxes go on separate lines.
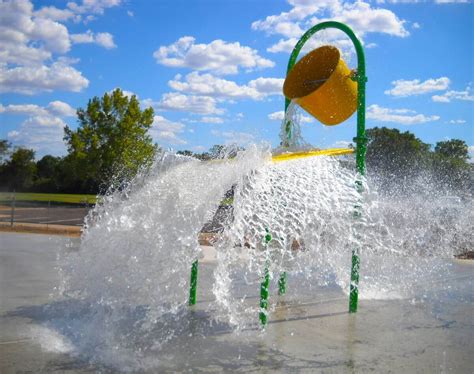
top-left (0, 0), bottom-right (472, 159)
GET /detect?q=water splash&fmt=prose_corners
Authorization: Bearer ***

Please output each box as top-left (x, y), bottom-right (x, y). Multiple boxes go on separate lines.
top-left (54, 134), bottom-right (471, 369)
top-left (276, 101), bottom-right (312, 152)
top-left (212, 155), bottom-right (359, 327)
top-left (62, 146), bottom-right (268, 311)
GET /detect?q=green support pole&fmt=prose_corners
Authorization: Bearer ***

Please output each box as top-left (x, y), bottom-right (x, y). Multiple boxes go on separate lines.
top-left (278, 272), bottom-right (287, 295)
top-left (259, 229), bottom-right (272, 326)
top-left (284, 21), bottom-right (367, 314)
top-left (349, 180), bottom-right (365, 313)
top-left (189, 259), bottom-right (198, 306)
top-left (349, 247), bottom-right (360, 312)
top-left (259, 264), bottom-right (270, 326)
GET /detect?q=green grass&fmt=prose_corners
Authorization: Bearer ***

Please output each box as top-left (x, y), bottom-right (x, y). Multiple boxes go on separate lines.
top-left (0, 192), bottom-right (97, 204)
top-left (0, 192), bottom-right (232, 206)
top-left (220, 197), bottom-right (234, 206)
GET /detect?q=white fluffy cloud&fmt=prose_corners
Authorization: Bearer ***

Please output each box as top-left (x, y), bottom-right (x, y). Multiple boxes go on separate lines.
top-left (34, 6), bottom-right (76, 22)
top-left (448, 119), bottom-right (466, 124)
top-left (153, 36), bottom-right (274, 75)
top-left (168, 72), bottom-right (283, 101)
top-left (266, 34), bottom-right (355, 62)
top-left (252, 0), bottom-right (409, 54)
top-left (183, 116), bottom-right (225, 124)
top-left (95, 32), bottom-right (116, 48)
top-left (377, 0), bottom-right (470, 3)
top-left (0, 0), bottom-right (71, 55)
top-left (151, 93), bottom-right (225, 115)
top-left (211, 129), bottom-right (255, 146)
top-left (34, 0), bottom-right (121, 22)
top-left (268, 110), bottom-right (314, 123)
top-left (0, 103), bottom-right (47, 116)
top-left (268, 111), bottom-right (286, 121)
top-left (330, 1), bottom-right (409, 37)
top-left (248, 77), bottom-right (284, 96)
top-left (331, 140), bottom-right (353, 148)
top-left (31, 17), bottom-right (71, 53)
top-left (432, 84), bottom-right (474, 103)
top-left (367, 104), bottom-right (440, 125)
top-left (252, 1), bottom-right (336, 37)
top-left (0, 100), bottom-right (75, 117)
top-left (468, 146), bottom-right (474, 163)
top-left (66, 0), bottom-right (121, 16)
top-left (0, 43), bottom-right (52, 66)
top-left (71, 30), bottom-right (117, 49)
top-left (0, 61), bottom-right (89, 94)
top-left (199, 117), bottom-right (224, 124)
top-left (169, 72), bottom-right (260, 100)
top-left (435, 0), bottom-right (470, 3)
top-left (0, 101), bottom-right (75, 117)
top-left (0, 0), bottom-right (71, 64)
top-left (2, 99), bottom-right (76, 155)
top-left (0, 0), bottom-right (116, 94)
top-left (150, 115), bottom-right (187, 145)
top-left (46, 101), bottom-right (76, 116)
top-left (385, 77), bottom-right (450, 97)
top-left (33, 0), bottom-right (121, 22)
top-left (155, 73), bottom-right (283, 118)
top-left (7, 115), bottom-right (67, 156)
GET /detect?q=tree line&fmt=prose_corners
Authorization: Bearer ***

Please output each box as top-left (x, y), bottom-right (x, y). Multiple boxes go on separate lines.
top-left (0, 88), bottom-right (471, 195)
top-left (1, 89), bottom-right (157, 194)
top-left (365, 127), bottom-right (472, 196)
top-left (0, 89), bottom-right (240, 194)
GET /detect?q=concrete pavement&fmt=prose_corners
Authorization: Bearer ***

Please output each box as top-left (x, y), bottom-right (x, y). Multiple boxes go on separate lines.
top-left (0, 232), bottom-right (472, 373)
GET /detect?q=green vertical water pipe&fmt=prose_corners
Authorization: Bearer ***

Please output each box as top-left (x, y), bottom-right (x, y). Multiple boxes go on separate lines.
top-left (283, 21), bottom-right (367, 314)
top-left (189, 259), bottom-right (198, 305)
top-left (259, 229), bottom-right (272, 326)
top-left (278, 272), bottom-right (287, 295)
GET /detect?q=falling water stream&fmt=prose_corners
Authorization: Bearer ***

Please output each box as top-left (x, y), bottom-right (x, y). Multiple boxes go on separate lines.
top-left (45, 104), bottom-right (473, 370)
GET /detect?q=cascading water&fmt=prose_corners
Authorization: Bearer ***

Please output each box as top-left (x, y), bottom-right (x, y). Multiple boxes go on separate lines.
top-left (276, 101), bottom-right (311, 152)
top-left (57, 147), bottom-right (269, 368)
top-left (53, 105), bottom-right (472, 369)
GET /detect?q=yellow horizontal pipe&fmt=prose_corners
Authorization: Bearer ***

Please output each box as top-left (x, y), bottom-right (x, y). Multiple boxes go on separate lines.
top-left (201, 147), bottom-right (354, 164)
top-left (271, 148), bottom-right (354, 163)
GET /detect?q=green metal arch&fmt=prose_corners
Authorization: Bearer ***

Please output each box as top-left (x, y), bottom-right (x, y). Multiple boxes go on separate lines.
top-left (283, 21), bottom-right (367, 176)
top-left (283, 21), bottom-right (367, 314)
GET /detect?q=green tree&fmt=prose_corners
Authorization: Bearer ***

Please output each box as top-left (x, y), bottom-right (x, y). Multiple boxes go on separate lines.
top-left (434, 139), bottom-right (469, 161)
top-left (209, 144), bottom-right (225, 159)
top-left (64, 89), bottom-right (157, 193)
top-left (1, 147), bottom-right (37, 191)
top-left (195, 152), bottom-right (211, 161)
top-left (0, 140), bottom-right (10, 163)
top-left (176, 150), bottom-right (194, 157)
top-left (365, 127), bottom-right (431, 194)
top-left (37, 155), bottom-right (61, 179)
top-left (366, 127), bottom-right (430, 173)
top-left (209, 144), bottom-right (244, 159)
top-left (432, 139), bottom-right (470, 192)
top-left (33, 155), bottom-right (62, 192)
top-left (177, 145), bottom-right (244, 161)
top-left (366, 128), bottom-right (471, 195)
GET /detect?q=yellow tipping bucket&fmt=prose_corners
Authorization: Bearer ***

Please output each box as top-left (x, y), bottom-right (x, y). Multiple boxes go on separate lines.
top-left (283, 45), bottom-right (357, 126)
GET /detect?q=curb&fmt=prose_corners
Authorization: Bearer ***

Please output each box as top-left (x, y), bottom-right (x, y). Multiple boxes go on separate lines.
top-left (0, 222), bottom-right (82, 237)
top-left (0, 222), bottom-right (219, 245)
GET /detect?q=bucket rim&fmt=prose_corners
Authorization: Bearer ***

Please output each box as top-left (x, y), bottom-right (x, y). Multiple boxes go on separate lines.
top-left (283, 45), bottom-right (341, 100)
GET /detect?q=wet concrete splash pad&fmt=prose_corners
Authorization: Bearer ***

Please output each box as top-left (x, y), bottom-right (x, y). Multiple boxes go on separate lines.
top-left (1, 233), bottom-right (472, 373)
